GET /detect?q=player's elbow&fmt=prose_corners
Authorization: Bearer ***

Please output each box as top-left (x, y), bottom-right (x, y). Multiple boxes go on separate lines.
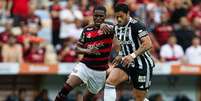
top-left (144, 40), bottom-right (152, 50)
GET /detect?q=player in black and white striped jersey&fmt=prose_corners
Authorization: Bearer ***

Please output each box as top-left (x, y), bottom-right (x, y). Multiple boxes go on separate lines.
top-left (104, 3), bottom-right (155, 101)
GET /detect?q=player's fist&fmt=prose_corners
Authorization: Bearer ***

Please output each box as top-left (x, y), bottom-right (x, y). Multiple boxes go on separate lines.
top-left (122, 55), bottom-right (133, 68)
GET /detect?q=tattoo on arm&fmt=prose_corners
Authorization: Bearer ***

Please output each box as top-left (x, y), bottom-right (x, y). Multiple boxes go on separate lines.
top-left (134, 36), bottom-right (152, 57)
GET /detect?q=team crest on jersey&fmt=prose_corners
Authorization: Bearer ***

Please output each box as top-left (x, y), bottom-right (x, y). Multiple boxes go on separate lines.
top-left (86, 34), bottom-right (92, 38)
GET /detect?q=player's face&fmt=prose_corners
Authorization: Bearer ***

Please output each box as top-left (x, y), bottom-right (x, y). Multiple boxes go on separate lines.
top-left (93, 10), bottom-right (106, 27)
top-left (115, 11), bottom-right (129, 26)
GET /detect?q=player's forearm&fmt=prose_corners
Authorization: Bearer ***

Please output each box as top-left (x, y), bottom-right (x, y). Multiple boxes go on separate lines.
top-left (75, 46), bottom-right (89, 54)
top-left (133, 40), bottom-right (152, 57)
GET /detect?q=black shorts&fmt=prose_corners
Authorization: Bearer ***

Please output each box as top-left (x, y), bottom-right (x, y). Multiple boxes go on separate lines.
top-left (116, 62), bottom-right (153, 91)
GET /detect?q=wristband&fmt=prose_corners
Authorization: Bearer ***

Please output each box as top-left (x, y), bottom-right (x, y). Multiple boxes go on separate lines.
top-left (130, 53), bottom-right (136, 59)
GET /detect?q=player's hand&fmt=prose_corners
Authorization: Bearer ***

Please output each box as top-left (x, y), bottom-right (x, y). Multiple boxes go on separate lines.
top-left (112, 55), bottom-right (122, 66)
top-left (100, 23), bottom-right (113, 34)
top-left (122, 55), bottom-right (133, 68)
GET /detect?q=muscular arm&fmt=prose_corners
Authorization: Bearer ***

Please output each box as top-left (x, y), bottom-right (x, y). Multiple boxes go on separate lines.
top-left (112, 36), bottom-right (121, 54)
top-left (133, 35), bottom-right (152, 57)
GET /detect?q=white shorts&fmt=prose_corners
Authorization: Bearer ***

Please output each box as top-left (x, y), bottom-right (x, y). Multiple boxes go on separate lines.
top-left (71, 62), bottom-right (107, 94)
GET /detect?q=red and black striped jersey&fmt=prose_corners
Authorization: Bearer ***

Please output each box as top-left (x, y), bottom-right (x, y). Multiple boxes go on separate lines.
top-left (78, 25), bottom-right (114, 71)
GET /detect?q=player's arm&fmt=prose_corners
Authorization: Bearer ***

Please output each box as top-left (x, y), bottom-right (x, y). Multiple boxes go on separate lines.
top-left (130, 22), bottom-right (152, 58)
top-left (75, 29), bottom-right (96, 54)
top-left (132, 35), bottom-right (152, 58)
top-left (100, 22), bottom-right (114, 34)
top-left (111, 37), bottom-right (122, 65)
top-left (123, 22), bottom-right (152, 66)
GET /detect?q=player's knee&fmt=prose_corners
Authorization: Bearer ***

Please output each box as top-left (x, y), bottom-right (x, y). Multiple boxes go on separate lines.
top-left (133, 90), bottom-right (147, 101)
top-left (134, 96), bottom-right (146, 101)
top-left (106, 77), bottom-right (119, 86)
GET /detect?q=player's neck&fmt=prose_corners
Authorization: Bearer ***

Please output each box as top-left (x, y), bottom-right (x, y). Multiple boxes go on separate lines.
top-left (120, 18), bottom-right (129, 27)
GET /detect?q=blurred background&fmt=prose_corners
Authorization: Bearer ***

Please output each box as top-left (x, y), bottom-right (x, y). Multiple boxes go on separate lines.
top-left (0, 0), bottom-right (201, 101)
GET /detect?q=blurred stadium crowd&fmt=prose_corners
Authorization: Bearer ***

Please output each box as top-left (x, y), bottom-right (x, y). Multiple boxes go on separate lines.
top-left (0, 0), bottom-right (201, 64)
top-left (0, 0), bottom-right (201, 101)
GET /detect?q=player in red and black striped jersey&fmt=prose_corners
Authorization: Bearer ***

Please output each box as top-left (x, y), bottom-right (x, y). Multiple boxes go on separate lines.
top-left (77, 23), bottom-right (114, 71)
top-left (55, 5), bottom-right (114, 101)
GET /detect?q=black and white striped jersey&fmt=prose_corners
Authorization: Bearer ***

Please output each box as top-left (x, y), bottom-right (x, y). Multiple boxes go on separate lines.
top-left (114, 17), bottom-right (155, 69)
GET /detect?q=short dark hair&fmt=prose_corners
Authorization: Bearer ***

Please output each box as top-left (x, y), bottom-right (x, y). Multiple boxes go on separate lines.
top-left (93, 5), bottom-right (106, 14)
top-left (114, 3), bottom-right (129, 14)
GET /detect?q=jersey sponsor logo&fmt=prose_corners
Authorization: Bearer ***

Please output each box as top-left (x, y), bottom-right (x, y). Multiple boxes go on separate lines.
top-left (87, 42), bottom-right (104, 49)
top-left (86, 27), bottom-right (93, 31)
top-left (138, 76), bottom-right (146, 82)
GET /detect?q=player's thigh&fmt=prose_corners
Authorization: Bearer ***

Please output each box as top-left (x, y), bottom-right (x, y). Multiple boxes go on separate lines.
top-left (66, 74), bottom-right (83, 88)
top-left (106, 67), bottom-right (128, 86)
top-left (66, 62), bottom-right (87, 87)
top-left (83, 90), bottom-right (96, 101)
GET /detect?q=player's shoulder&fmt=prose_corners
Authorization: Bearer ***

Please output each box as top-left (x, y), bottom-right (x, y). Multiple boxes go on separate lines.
top-left (129, 17), bottom-right (145, 27)
top-left (83, 24), bottom-right (96, 32)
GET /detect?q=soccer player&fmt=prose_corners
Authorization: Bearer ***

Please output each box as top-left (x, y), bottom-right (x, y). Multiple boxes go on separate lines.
top-left (55, 5), bottom-right (114, 101)
top-left (104, 4), bottom-right (155, 101)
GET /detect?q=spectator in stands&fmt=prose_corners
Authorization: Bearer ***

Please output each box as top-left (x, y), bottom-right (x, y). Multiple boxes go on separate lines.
top-left (146, 0), bottom-right (168, 26)
top-left (174, 95), bottom-right (191, 101)
top-left (26, 5), bottom-right (42, 28)
top-left (67, 18), bottom-right (83, 40)
top-left (149, 93), bottom-right (163, 101)
top-left (0, 19), bottom-right (13, 44)
top-left (5, 91), bottom-right (18, 101)
top-left (160, 35), bottom-right (184, 62)
top-left (81, 0), bottom-right (94, 17)
top-left (28, 23), bottom-right (40, 36)
top-left (18, 88), bottom-right (27, 101)
top-left (44, 44), bottom-right (58, 65)
top-left (34, 89), bottom-right (51, 101)
top-left (6, 88), bottom-right (27, 101)
top-left (154, 13), bottom-right (172, 46)
top-left (50, 0), bottom-right (61, 47)
top-left (59, 0), bottom-right (83, 40)
top-left (169, 0), bottom-right (190, 24)
top-left (187, 0), bottom-right (201, 22)
top-left (174, 17), bottom-right (195, 51)
top-left (2, 34), bottom-right (23, 62)
top-left (6, 0), bottom-right (30, 26)
top-left (24, 38), bottom-right (45, 63)
top-left (192, 17), bottom-right (201, 37)
top-left (58, 36), bottom-right (79, 62)
top-left (17, 22), bottom-right (32, 56)
top-left (185, 36), bottom-right (201, 65)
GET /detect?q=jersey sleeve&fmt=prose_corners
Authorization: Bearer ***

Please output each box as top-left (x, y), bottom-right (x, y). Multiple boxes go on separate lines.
top-left (133, 21), bottom-right (149, 38)
top-left (77, 31), bottom-right (85, 47)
